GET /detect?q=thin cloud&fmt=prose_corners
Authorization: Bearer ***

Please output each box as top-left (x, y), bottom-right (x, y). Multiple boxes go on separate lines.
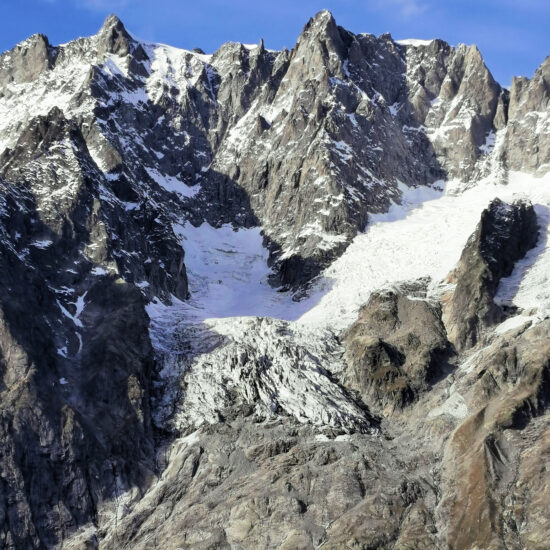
top-left (371, 0), bottom-right (428, 18)
top-left (39, 0), bottom-right (133, 9)
top-left (77, 0), bottom-right (132, 10)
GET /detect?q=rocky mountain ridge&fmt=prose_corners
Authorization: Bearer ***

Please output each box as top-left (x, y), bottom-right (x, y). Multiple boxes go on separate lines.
top-left (0, 10), bottom-right (549, 549)
top-left (2, 11), bottom-right (549, 288)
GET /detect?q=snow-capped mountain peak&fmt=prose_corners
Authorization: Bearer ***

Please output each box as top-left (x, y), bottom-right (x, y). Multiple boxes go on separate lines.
top-left (0, 11), bottom-right (550, 549)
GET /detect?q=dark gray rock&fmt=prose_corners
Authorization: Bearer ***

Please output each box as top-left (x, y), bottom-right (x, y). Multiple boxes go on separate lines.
top-left (500, 56), bottom-right (550, 174)
top-left (0, 33), bottom-right (56, 85)
top-left (97, 418), bottom-right (439, 550)
top-left (0, 101), bottom-right (188, 547)
top-left (343, 281), bottom-right (451, 412)
top-left (96, 14), bottom-right (134, 58)
top-left (443, 198), bottom-right (538, 351)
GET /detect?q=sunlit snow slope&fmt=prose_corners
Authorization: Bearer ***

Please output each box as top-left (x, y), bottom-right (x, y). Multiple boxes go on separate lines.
top-left (148, 171), bottom-right (550, 343)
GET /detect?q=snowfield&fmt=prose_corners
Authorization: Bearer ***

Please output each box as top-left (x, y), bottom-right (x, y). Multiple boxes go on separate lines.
top-left (300, 172), bottom-right (550, 330)
top-left (148, 171), bottom-right (550, 338)
top-left (145, 169), bottom-right (550, 430)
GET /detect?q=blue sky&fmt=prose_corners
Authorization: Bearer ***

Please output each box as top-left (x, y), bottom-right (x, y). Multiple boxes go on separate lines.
top-left (2, 0), bottom-right (550, 86)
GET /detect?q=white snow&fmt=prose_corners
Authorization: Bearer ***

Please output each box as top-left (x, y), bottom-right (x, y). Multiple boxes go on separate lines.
top-left (170, 316), bottom-right (370, 432)
top-left (57, 300), bottom-right (82, 328)
top-left (397, 39), bottom-right (435, 47)
top-left (31, 239), bottom-right (53, 249)
top-left (389, 102), bottom-right (401, 117)
top-left (428, 390), bottom-right (468, 419)
top-left (136, 37), bottom-right (212, 65)
top-left (59, 377), bottom-right (69, 385)
top-left (298, 173), bottom-right (550, 330)
top-left (145, 170), bottom-right (550, 433)
top-left (180, 429), bottom-right (201, 447)
top-left (148, 171), bottom-right (550, 341)
top-left (146, 168), bottom-right (200, 198)
top-left (140, 40), bottom-right (215, 107)
top-left (493, 314), bottom-right (533, 335)
top-left (479, 130), bottom-right (496, 154)
top-left (57, 291), bottom-right (87, 356)
top-left (169, 222), bottom-right (305, 321)
top-left (460, 349), bottom-right (484, 374)
top-left (72, 292), bottom-right (87, 320)
top-left (494, 201), bottom-right (550, 321)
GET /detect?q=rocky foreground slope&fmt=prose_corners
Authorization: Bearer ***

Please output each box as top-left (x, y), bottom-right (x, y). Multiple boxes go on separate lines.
top-left (0, 10), bottom-right (549, 549)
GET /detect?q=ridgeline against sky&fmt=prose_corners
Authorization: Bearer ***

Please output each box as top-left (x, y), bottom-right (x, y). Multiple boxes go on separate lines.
top-left (5, 0), bottom-right (550, 86)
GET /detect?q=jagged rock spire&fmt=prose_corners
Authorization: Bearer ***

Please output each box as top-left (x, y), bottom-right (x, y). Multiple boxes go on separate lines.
top-left (97, 13), bottom-right (133, 57)
top-left (0, 33), bottom-right (55, 84)
top-left (300, 9), bottom-right (340, 43)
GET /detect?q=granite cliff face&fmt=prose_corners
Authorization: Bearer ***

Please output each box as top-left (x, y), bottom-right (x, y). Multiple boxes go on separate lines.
top-left (0, 10), bottom-right (549, 549)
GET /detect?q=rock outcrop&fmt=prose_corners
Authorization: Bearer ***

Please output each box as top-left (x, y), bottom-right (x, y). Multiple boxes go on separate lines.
top-left (443, 199), bottom-right (538, 351)
top-left (343, 281), bottom-right (451, 412)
